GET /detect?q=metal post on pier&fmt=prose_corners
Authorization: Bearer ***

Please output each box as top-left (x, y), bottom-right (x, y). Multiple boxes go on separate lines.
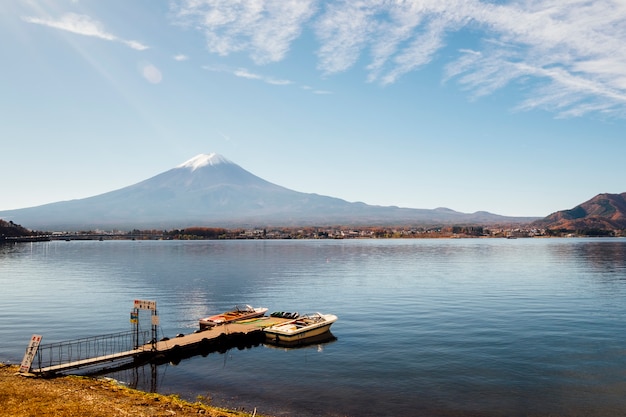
top-left (131, 309), bottom-right (139, 349)
top-left (133, 299), bottom-right (158, 350)
top-left (151, 305), bottom-right (159, 351)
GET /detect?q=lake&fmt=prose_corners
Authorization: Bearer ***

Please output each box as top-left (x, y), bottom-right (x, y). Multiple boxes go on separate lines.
top-left (1, 238), bottom-right (626, 416)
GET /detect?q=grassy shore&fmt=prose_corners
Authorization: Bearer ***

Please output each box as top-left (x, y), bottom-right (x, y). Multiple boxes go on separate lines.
top-left (0, 364), bottom-right (263, 417)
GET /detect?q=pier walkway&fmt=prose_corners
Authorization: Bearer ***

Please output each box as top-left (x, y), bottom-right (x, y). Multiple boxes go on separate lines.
top-left (30, 316), bottom-right (291, 376)
top-left (35, 349), bottom-right (145, 374)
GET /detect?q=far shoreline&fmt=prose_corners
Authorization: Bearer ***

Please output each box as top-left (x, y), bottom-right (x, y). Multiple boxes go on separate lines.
top-left (5, 224), bottom-right (624, 242)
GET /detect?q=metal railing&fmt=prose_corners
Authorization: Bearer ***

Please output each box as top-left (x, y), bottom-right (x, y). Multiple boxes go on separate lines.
top-left (35, 330), bottom-right (149, 371)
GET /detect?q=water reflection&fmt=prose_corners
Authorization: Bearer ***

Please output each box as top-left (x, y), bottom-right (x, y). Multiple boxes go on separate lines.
top-left (575, 240), bottom-right (626, 274)
top-left (262, 331), bottom-right (337, 350)
top-left (97, 333), bottom-right (338, 396)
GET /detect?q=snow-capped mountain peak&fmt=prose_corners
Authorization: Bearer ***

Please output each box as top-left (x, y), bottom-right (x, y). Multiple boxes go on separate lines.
top-left (177, 153), bottom-right (231, 171)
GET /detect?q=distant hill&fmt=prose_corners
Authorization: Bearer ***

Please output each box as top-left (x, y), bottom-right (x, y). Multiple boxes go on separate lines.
top-left (0, 153), bottom-right (537, 231)
top-left (531, 193), bottom-right (626, 231)
top-left (0, 219), bottom-right (33, 239)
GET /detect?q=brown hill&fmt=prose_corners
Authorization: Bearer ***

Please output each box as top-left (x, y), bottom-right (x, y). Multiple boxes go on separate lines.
top-left (0, 219), bottom-right (33, 239)
top-left (532, 192), bottom-right (626, 231)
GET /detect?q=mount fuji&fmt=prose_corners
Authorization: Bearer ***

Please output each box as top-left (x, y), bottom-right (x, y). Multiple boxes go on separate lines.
top-left (0, 153), bottom-right (535, 230)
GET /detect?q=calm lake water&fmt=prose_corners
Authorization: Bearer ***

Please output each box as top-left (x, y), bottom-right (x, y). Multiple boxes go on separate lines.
top-left (2, 238), bottom-right (626, 416)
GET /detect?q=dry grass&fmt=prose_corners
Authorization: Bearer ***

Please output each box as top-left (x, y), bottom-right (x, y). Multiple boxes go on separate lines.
top-left (0, 364), bottom-right (260, 417)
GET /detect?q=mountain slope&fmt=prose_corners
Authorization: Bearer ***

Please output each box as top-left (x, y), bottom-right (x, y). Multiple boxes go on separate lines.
top-left (531, 193), bottom-right (626, 230)
top-left (0, 153), bottom-right (536, 230)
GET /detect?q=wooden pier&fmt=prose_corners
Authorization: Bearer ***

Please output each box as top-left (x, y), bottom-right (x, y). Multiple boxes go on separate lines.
top-left (30, 316), bottom-right (292, 376)
top-left (34, 349), bottom-right (144, 374)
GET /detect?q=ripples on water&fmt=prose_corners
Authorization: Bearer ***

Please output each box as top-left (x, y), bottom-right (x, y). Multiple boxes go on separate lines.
top-left (2, 238), bottom-right (626, 416)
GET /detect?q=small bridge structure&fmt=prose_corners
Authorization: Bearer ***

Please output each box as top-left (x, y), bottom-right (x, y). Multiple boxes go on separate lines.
top-left (31, 330), bottom-right (151, 375)
top-left (22, 299), bottom-right (159, 375)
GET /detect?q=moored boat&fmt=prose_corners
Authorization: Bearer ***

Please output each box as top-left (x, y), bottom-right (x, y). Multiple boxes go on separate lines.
top-left (199, 305), bottom-right (268, 329)
top-left (264, 331), bottom-right (337, 349)
top-left (263, 312), bottom-right (337, 343)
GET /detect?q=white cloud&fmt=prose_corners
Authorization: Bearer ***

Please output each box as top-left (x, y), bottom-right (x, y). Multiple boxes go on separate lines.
top-left (233, 68), bottom-right (263, 80)
top-left (314, 1), bottom-right (375, 75)
top-left (443, 0), bottom-right (626, 117)
top-left (265, 78), bottom-right (293, 86)
top-left (23, 13), bottom-right (149, 50)
top-left (174, 54), bottom-right (189, 61)
top-left (172, 0), bottom-right (317, 64)
top-left (208, 66), bottom-right (294, 87)
top-left (171, 0), bottom-right (626, 117)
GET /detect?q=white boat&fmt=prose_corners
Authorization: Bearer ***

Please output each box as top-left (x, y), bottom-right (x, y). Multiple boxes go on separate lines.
top-left (264, 331), bottom-right (337, 349)
top-left (263, 312), bottom-right (337, 343)
top-left (199, 305), bottom-right (268, 329)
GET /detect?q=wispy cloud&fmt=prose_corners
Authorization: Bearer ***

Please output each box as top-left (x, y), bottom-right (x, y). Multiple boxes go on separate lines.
top-left (217, 131), bottom-right (232, 141)
top-left (173, 54), bottom-right (189, 61)
top-left (22, 13), bottom-right (149, 50)
top-left (205, 65), bottom-right (294, 87)
top-left (172, 0), bottom-right (317, 64)
top-left (442, 1), bottom-right (626, 117)
top-left (232, 68), bottom-right (263, 80)
top-left (171, 0), bottom-right (626, 118)
top-left (300, 85), bottom-right (331, 94)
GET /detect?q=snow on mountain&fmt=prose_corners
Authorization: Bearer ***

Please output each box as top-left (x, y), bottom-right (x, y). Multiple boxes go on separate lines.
top-left (177, 153), bottom-right (232, 171)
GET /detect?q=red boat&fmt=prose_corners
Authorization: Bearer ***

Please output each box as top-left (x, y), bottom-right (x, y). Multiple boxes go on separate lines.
top-left (199, 305), bottom-right (268, 329)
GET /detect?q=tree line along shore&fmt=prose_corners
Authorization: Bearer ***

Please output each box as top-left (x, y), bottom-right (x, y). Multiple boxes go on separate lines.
top-left (3, 219), bottom-right (624, 243)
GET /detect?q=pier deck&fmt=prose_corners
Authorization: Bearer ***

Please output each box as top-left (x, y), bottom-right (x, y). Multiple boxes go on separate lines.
top-left (32, 316), bottom-right (291, 375)
top-left (34, 349), bottom-right (145, 374)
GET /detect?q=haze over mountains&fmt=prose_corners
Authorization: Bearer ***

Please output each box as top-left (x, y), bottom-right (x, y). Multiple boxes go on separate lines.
top-left (0, 153), bottom-right (538, 231)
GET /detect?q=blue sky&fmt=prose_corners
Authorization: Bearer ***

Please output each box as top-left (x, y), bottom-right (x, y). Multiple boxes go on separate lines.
top-left (2, 0), bottom-right (625, 217)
